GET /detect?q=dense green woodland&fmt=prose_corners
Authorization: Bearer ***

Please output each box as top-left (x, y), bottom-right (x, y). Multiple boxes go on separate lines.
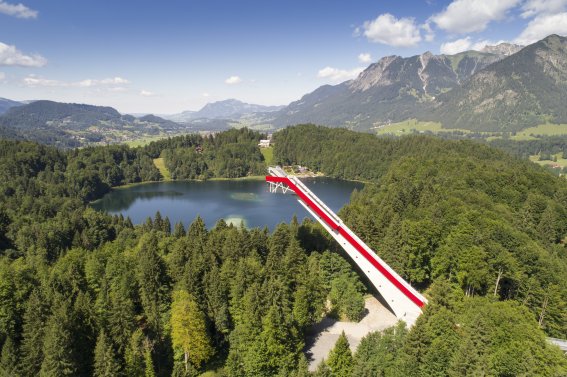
top-left (0, 125), bottom-right (566, 376)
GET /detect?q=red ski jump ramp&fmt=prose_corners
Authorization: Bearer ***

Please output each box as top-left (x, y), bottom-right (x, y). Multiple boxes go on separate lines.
top-left (266, 166), bottom-right (426, 326)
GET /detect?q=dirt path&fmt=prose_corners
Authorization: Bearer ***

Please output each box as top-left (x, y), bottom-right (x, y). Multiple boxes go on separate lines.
top-left (304, 295), bottom-right (398, 371)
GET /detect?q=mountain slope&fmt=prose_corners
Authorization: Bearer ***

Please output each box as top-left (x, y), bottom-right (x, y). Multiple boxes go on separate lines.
top-left (0, 100), bottom-right (186, 147)
top-left (167, 99), bottom-right (284, 122)
top-left (0, 98), bottom-right (23, 115)
top-left (433, 34), bottom-right (567, 131)
top-left (273, 49), bottom-right (503, 130)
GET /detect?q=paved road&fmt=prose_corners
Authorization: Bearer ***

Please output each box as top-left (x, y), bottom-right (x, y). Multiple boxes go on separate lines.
top-left (304, 295), bottom-right (398, 371)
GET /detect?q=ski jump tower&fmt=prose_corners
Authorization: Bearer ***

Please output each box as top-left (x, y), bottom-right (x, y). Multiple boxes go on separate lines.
top-left (266, 166), bottom-right (426, 326)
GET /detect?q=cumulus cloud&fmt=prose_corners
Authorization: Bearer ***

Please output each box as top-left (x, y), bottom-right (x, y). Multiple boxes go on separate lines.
top-left (23, 74), bottom-right (131, 88)
top-left (521, 0), bottom-right (567, 18)
top-left (225, 76), bottom-right (242, 85)
top-left (440, 37), bottom-right (505, 54)
top-left (430, 0), bottom-right (519, 33)
top-left (361, 13), bottom-right (422, 47)
top-left (422, 22), bottom-right (435, 42)
top-left (202, 92), bottom-right (210, 97)
top-left (440, 37), bottom-right (473, 54)
top-left (317, 66), bottom-right (364, 82)
top-left (0, 1), bottom-right (37, 19)
top-left (358, 53), bottom-right (372, 63)
top-left (515, 12), bottom-right (567, 44)
top-left (140, 90), bottom-right (154, 96)
top-left (0, 41), bottom-right (46, 67)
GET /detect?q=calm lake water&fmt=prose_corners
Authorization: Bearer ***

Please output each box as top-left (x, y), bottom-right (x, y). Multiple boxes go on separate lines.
top-left (91, 178), bottom-right (364, 229)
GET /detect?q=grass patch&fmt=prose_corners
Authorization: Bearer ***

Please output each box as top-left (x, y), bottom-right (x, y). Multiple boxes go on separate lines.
top-left (126, 135), bottom-right (171, 148)
top-left (153, 158), bottom-right (171, 181)
top-left (511, 123), bottom-right (567, 141)
top-left (260, 146), bottom-right (274, 166)
top-left (529, 153), bottom-right (567, 169)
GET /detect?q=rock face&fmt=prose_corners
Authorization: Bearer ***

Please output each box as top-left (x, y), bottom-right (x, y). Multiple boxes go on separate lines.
top-left (481, 42), bottom-right (523, 56)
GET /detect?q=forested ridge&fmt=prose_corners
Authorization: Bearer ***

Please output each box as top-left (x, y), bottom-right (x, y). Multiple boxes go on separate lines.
top-left (0, 125), bottom-right (566, 376)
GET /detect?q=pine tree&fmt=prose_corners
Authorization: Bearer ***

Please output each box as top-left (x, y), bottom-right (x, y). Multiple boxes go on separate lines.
top-left (39, 299), bottom-right (76, 377)
top-left (93, 331), bottom-right (121, 377)
top-left (327, 331), bottom-right (353, 377)
top-left (19, 290), bottom-right (47, 377)
top-left (0, 336), bottom-right (19, 377)
top-left (124, 330), bottom-right (145, 377)
top-left (137, 232), bottom-right (170, 336)
top-left (171, 289), bottom-right (213, 371)
top-left (173, 222), bottom-right (186, 238)
top-left (144, 349), bottom-right (155, 377)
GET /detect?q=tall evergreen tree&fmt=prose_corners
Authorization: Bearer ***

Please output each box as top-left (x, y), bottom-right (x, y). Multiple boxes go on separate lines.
top-left (39, 299), bottom-right (76, 377)
top-left (19, 289), bottom-right (47, 377)
top-left (93, 331), bottom-right (121, 377)
top-left (327, 332), bottom-right (353, 377)
top-left (0, 336), bottom-right (19, 377)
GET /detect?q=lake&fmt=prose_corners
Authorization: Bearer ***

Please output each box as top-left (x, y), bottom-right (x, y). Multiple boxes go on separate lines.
top-left (91, 178), bottom-right (364, 229)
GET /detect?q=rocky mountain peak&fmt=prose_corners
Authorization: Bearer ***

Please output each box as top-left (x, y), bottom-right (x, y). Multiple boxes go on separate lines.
top-left (481, 42), bottom-right (523, 56)
top-left (349, 55), bottom-right (401, 91)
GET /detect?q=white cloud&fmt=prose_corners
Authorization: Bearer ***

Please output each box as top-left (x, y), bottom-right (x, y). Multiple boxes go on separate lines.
top-left (362, 13), bottom-right (422, 47)
top-left (0, 41), bottom-right (46, 67)
top-left (77, 77), bottom-right (129, 87)
top-left (430, 0), bottom-right (519, 33)
top-left (440, 37), bottom-right (473, 54)
top-left (0, 1), bottom-right (37, 19)
top-left (440, 37), bottom-right (504, 54)
top-left (317, 66), bottom-right (364, 82)
top-left (23, 74), bottom-right (131, 88)
top-left (521, 0), bottom-right (567, 18)
top-left (358, 53), bottom-right (372, 63)
top-left (140, 90), bottom-right (154, 96)
top-left (225, 75), bottom-right (242, 85)
top-left (202, 92), bottom-right (210, 97)
top-left (0, 72), bottom-right (5, 81)
top-left (422, 22), bottom-right (435, 42)
top-left (515, 12), bottom-right (567, 44)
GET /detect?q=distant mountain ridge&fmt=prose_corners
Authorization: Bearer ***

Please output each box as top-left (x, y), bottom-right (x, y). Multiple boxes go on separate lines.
top-left (0, 100), bottom-right (189, 147)
top-left (0, 98), bottom-right (23, 115)
top-left (272, 47), bottom-right (503, 129)
top-left (166, 99), bottom-right (284, 122)
top-left (272, 36), bottom-right (567, 132)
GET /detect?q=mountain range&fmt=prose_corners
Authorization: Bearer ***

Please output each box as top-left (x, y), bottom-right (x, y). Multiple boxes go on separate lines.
top-left (0, 34), bottom-right (566, 146)
top-left (272, 35), bottom-right (566, 132)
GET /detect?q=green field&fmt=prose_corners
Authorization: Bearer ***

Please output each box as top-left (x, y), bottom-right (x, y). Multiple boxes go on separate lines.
top-left (511, 123), bottom-right (567, 140)
top-left (260, 146), bottom-right (274, 166)
top-left (375, 119), bottom-right (567, 140)
top-left (126, 134), bottom-right (171, 148)
top-left (529, 153), bottom-right (567, 169)
top-left (153, 157), bottom-right (171, 180)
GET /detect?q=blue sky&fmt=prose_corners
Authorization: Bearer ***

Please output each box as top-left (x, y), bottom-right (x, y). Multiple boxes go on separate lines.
top-left (1, 0), bottom-right (567, 114)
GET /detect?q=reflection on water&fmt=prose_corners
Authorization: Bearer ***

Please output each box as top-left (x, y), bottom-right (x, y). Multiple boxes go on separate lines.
top-left (230, 192), bottom-right (261, 202)
top-left (91, 190), bottom-right (184, 211)
top-left (91, 178), bottom-right (363, 230)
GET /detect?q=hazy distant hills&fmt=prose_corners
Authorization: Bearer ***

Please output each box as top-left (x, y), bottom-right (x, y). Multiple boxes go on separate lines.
top-left (0, 98), bottom-right (23, 115)
top-left (166, 99), bottom-right (284, 122)
top-left (0, 100), bottom-right (189, 147)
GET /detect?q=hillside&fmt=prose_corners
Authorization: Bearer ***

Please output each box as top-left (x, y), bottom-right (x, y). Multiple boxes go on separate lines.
top-left (433, 34), bottom-right (567, 131)
top-left (0, 100), bottom-right (188, 147)
top-left (0, 98), bottom-right (22, 115)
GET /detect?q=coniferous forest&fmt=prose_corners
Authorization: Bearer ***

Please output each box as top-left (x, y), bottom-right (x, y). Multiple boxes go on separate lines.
top-left (0, 125), bottom-right (566, 376)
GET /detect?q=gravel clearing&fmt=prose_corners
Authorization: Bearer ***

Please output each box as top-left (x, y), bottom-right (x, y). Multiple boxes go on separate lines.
top-left (304, 295), bottom-right (398, 371)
